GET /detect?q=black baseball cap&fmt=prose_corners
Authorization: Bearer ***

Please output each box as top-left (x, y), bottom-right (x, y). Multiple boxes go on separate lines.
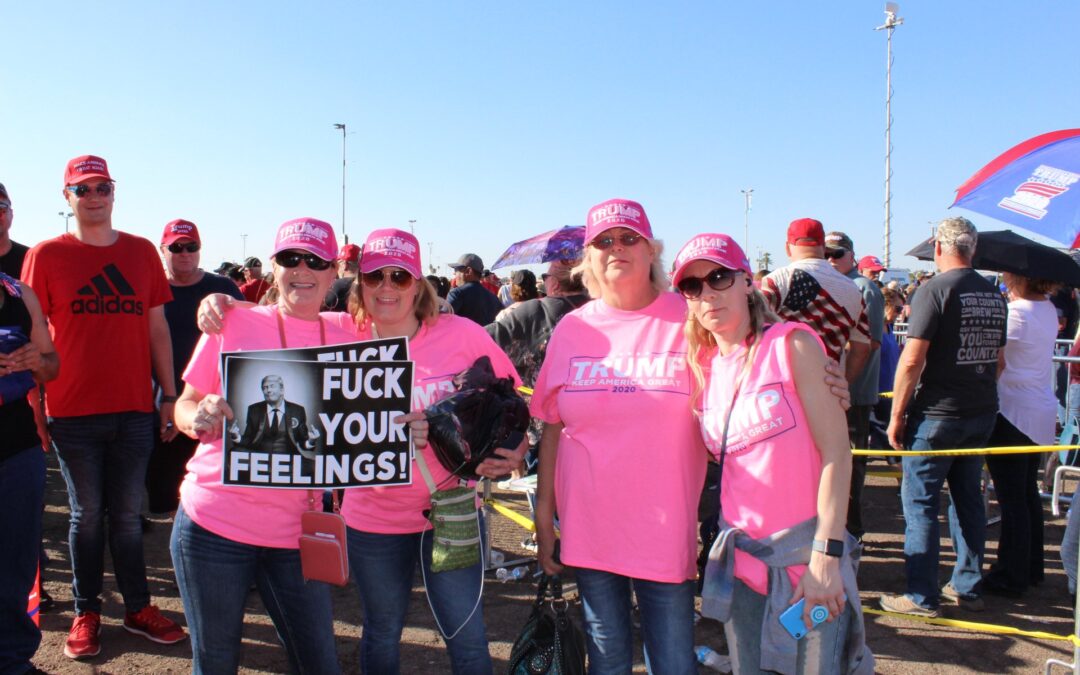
top-left (451, 253), bottom-right (484, 274)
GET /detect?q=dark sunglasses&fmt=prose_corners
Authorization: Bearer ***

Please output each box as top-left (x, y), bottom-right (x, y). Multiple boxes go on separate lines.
top-left (66, 183), bottom-right (113, 198)
top-left (825, 248), bottom-right (848, 260)
top-left (676, 268), bottom-right (742, 299)
top-left (590, 232), bottom-right (643, 250)
top-left (166, 241), bottom-right (200, 254)
top-left (275, 250), bottom-right (333, 271)
top-left (361, 269), bottom-right (416, 290)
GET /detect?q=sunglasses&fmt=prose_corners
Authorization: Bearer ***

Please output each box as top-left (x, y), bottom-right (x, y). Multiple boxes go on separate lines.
top-left (361, 269), bottom-right (416, 290)
top-left (825, 248), bottom-right (848, 260)
top-left (166, 241), bottom-right (200, 254)
top-left (65, 183), bottom-right (113, 198)
top-left (590, 232), bottom-right (643, 250)
top-left (676, 268), bottom-right (742, 299)
top-left (275, 250), bottom-right (333, 271)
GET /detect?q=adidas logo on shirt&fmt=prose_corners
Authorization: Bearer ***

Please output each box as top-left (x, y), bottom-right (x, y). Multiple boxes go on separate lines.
top-left (71, 264), bottom-right (144, 315)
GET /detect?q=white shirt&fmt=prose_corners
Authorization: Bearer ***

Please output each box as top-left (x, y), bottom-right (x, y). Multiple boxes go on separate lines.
top-left (998, 298), bottom-right (1058, 445)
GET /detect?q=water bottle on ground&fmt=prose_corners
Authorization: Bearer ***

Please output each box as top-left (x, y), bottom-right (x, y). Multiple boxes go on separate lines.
top-left (694, 645), bottom-right (732, 672)
top-left (495, 566), bottom-right (527, 582)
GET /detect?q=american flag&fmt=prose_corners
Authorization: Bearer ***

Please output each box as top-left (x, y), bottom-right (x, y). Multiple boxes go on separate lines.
top-left (762, 260), bottom-right (869, 362)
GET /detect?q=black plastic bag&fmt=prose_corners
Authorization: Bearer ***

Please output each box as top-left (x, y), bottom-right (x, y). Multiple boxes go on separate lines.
top-left (424, 355), bottom-right (529, 480)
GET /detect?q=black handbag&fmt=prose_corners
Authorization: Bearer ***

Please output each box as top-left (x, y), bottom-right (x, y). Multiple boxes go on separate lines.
top-left (507, 575), bottom-right (586, 675)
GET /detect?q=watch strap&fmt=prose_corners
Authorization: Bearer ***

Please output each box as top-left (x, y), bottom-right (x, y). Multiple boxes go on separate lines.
top-left (812, 538), bottom-right (844, 557)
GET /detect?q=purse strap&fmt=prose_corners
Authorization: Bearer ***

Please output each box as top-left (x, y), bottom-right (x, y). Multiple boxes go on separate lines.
top-left (715, 329), bottom-right (763, 481)
top-left (307, 489), bottom-right (340, 513)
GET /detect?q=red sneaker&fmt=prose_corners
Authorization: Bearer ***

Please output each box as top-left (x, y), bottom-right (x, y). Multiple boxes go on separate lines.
top-left (64, 611), bottom-right (102, 659)
top-left (123, 605), bottom-right (187, 645)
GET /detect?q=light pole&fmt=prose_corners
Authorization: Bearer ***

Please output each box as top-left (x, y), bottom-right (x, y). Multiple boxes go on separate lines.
top-left (241, 234), bottom-right (248, 261)
top-left (333, 123), bottom-right (347, 244)
top-left (58, 211), bottom-right (73, 233)
top-left (740, 188), bottom-right (754, 253)
top-left (876, 2), bottom-right (903, 267)
top-left (408, 219), bottom-right (416, 234)
top-left (428, 241), bottom-right (434, 274)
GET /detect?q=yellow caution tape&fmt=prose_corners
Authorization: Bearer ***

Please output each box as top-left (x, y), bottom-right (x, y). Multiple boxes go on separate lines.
top-left (866, 468), bottom-right (902, 479)
top-left (879, 392), bottom-right (894, 398)
top-left (852, 444), bottom-right (1080, 457)
top-left (864, 607), bottom-right (1080, 646)
top-left (485, 498), bottom-right (536, 533)
top-left (518, 386), bottom-right (534, 396)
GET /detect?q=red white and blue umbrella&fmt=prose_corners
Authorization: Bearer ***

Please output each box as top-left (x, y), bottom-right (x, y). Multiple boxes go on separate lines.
top-left (490, 225), bottom-right (585, 270)
top-left (951, 128), bottom-right (1080, 246)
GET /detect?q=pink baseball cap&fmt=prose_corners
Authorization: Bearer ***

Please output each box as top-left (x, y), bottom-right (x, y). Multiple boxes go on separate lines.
top-left (64, 155), bottom-right (113, 185)
top-left (161, 219), bottom-right (200, 245)
top-left (585, 198), bottom-right (653, 244)
top-left (272, 218), bottom-right (338, 262)
top-left (671, 233), bottom-right (752, 286)
top-left (858, 255), bottom-right (886, 272)
top-left (359, 228), bottom-right (423, 278)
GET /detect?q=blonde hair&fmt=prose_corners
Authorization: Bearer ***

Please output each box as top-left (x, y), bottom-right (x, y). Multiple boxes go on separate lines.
top-left (685, 284), bottom-right (781, 410)
top-left (348, 275), bottom-right (441, 328)
top-left (571, 238), bottom-right (669, 298)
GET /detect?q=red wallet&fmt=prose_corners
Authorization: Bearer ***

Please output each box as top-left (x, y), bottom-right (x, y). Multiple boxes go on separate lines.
top-left (299, 510), bottom-right (349, 586)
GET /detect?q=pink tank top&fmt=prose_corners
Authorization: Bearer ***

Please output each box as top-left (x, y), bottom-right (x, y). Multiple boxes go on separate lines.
top-left (700, 322), bottom-right (824, 594)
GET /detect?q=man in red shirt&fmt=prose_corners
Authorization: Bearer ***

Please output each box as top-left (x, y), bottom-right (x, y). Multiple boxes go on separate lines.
top-left (21, 155), bottom-right (187, 660)
top-left (239, 256), bottom-right (270, 302)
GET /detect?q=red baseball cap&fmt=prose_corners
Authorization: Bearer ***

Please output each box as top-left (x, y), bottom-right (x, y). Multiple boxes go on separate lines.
top-left (338, 243), bottom-right (361, 263)
top-left (786, 218), bottom-right (825, 246)
top-left (585, 198), bottom-right (653, 244)
top-left (64, 155), bottom-right (113, 185)
top-left (161, 219), bottom-right (200, 245)
top-left (671, 233), bottom-right (752, 286)
top-left (858, 255), bottom-right (886, 272)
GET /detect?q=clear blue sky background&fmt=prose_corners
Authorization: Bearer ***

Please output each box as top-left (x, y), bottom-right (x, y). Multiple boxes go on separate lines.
top-left (4, 2), bottom-right (1078, 277)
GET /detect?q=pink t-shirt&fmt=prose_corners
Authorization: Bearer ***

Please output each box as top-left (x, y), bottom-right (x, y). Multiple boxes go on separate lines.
top-left (700, 322), bottom-right (823, 594)
top-left (530, 292), bottom-right (706, 583)
top-left (179, 304), bottom-right (358, 548)
top-left (340, 314), bottom-right (520, 534)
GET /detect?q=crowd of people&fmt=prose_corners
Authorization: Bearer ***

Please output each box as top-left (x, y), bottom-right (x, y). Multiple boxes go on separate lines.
top-left (0, 155), bottom-right (1075, 674)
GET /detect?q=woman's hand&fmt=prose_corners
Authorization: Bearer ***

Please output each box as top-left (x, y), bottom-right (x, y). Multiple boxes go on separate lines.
top-left (190, 394), bottom-right (235, 442)
top-left (535, 513), bottom-right (564, 576)
top-left (823, 359), bottom-right (851, 411)
top-left (475, 434), bottom-right (528, 479)
top-left (790, 552), bottom-right (845, 625)
top-left (0, 341), bottom-right (43, 375)
top-left (197, 294), bottom-right (243, 334)
top-left (395, 411), bottom-right (429, 449)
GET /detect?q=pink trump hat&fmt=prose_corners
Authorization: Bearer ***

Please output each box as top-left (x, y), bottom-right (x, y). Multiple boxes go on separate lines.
top-left (359, 228), bottom-right (423, 278)
top-left (272, 218), bottom-right (338, 262)
top-left (670, 233), bottom-right (752, 286)
top-left (585, 198), bottom-right (653, 244)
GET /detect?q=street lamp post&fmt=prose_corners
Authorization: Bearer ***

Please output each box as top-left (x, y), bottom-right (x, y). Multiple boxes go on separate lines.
top-left (408, 219), bottom-right (416, 234)
top-left (241, 234), bottom-right (248, 261)
top-left (58, 211), bottom-right (73, 233)
top-left (875, 2), bottom-right (903, 267)
top-left (333, 123), bottom-right (347, 244)
top-left (740, 188), bottom-right (754, 253)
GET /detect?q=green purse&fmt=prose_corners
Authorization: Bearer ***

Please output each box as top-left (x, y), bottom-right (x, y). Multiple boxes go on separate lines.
top-left (417, 451), bottom-right (481, 573)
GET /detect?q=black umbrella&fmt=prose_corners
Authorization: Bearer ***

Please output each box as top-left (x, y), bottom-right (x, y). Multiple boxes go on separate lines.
top-left (905, 229), bottom-right (1080, 287)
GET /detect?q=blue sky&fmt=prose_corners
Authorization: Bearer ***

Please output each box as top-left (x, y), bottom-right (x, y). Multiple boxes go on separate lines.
top-left (3, 2), bottom-right (1078, 277)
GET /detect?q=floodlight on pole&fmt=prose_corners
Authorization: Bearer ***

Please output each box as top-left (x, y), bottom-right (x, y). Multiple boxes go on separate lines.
top-left (58, 211), bottom-right (73, 233)
top-left (741, 188), bottom-right (754, 253)
top-left (875, 3), bottom-right (903, 267)
top-left (333, 123), bottom-right (347, 244)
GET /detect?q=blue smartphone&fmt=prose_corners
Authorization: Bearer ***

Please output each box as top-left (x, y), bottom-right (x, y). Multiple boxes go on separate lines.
top-left (778, 598), bottom-right (833, 640)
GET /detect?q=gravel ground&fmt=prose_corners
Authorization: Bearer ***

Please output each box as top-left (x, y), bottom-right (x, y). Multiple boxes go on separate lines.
top-left (28, 453), bottom-right (1078, 673)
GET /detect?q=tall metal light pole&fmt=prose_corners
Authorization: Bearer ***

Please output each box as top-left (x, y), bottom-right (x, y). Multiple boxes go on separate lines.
top-left (740, 188), bottom-right (754, 253)
top-left (241, 234), bottom-right (248, 261)
top-left (408, 219), bottom-right (416, 234)
top-left (876, 2), bottom-right (903, 267)
top-left (58, 211), bottom-right (73, 233)
top-left (333, 123), bottom-right (347, 244)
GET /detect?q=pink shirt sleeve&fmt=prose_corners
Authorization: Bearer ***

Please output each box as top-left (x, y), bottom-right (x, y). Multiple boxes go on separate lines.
top-left (182, 332), bottom-right (224, 395)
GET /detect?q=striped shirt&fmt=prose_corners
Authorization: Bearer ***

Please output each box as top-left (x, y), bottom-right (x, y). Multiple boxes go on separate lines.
top-left (761, 258), bottom-right (870, 362)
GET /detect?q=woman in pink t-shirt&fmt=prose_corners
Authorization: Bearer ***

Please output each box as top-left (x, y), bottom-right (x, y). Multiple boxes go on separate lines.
top-left (673, 233), bottom-right (871, 674)
top-left (173, 218), bottom-right (351, 674)
top-left (531, 198), bottom-right (706, 673)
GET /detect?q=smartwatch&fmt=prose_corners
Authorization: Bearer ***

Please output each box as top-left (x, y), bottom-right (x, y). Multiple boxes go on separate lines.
top-left (812, 538), bottom-right (844, 558)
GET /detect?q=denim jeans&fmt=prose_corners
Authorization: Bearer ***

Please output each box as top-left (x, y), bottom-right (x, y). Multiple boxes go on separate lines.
top-left (574, 567), bottom-right (696, 675)
top-left (1064, 499), bottom-right (1080, 595)
top-left (170, 507), bottom-right (339, 675)
top-left (901, 411), bottom-right (996, 608)
top-left (50, 412), bottom-right (154, 614)
top-left (725, 578), bottom-right (851, 674)
top-left (347, 526), bottom-right (491, 675)
top-left (0, 446), bottom-right (45, 675)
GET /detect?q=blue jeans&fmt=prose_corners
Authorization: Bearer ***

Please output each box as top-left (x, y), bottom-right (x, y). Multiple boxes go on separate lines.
top-left (0, 446), bottom-right (45, 675)
top-left (347, 526), bottom-right (491, 675)
top-left (170, 507), bottom-right (339, 675)
top-left (901, 411), bottom-right (996, 608)
top-left (50, 412), bottom-right (153, 614)
top-left (725, 578), bottom-right (851, 674)
top-left (574, 567), bottom-right (696, 675)
top-left (1064, 498), bottom-right (1080, 595)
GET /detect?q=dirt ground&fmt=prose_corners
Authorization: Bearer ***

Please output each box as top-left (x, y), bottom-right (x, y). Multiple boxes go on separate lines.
top-left (29, 453), bottom-right (1079, 674)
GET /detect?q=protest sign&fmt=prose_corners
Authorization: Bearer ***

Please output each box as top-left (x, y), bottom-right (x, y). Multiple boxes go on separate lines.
top-left (220, 338), bottom-right (413, 489)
